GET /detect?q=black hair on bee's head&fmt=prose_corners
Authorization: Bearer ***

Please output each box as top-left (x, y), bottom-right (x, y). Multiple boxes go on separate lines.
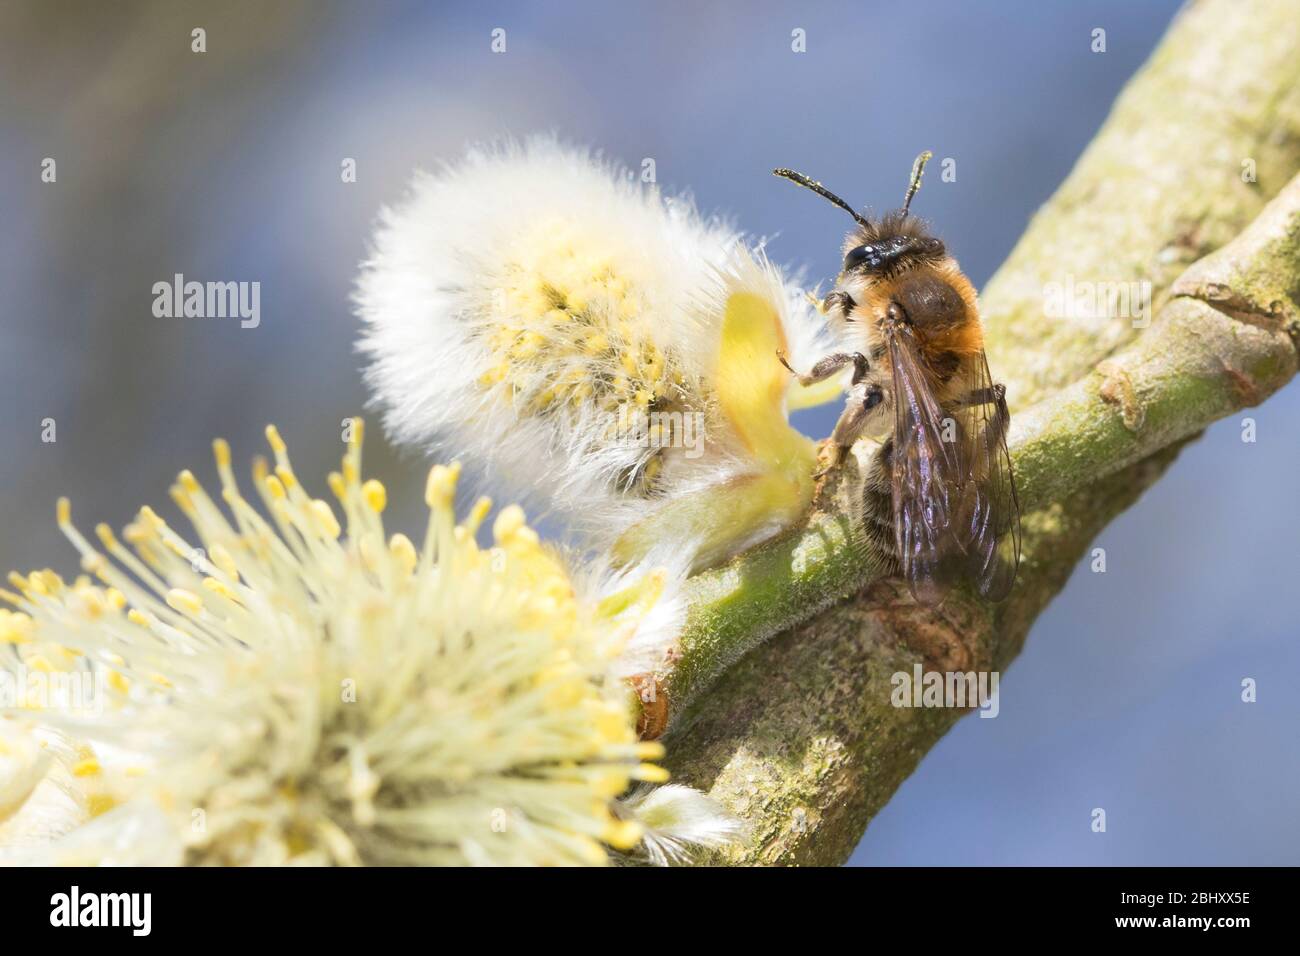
top-left (842, 213), bottom-right (946, 277)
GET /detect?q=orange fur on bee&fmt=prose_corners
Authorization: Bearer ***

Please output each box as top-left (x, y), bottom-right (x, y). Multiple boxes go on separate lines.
top-left (859, 258), bottom-right (983, 358)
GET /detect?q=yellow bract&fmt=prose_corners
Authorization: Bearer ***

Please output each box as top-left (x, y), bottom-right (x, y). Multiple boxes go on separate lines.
top-left (613, 289), bottom-right (818, 567)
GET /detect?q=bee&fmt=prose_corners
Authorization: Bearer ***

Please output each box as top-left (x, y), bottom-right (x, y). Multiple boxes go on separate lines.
top-left (773, 152), bottom-right (1020, 604)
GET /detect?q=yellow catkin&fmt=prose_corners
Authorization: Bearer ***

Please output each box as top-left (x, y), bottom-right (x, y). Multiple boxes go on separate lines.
top-left (5, 421), bottom-right (680, 866)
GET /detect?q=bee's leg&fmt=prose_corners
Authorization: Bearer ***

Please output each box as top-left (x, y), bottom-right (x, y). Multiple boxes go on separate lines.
top-left (813, 382), bottom-right (885, 478)
top-left (823, 290), bottom-right (857, 317)
top-left (953, 383), bottom-right (1006, 410)
top-left (776, 349), bottom-right (869, 388)
top-left (954, 383), bottom-right (1009, 438)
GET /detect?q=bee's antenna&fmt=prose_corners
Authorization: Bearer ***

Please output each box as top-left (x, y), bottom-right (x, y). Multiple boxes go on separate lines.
top-left (772, 168), bottom-right (871, 229)
top-left (901, 150), bottom-right (933, 216)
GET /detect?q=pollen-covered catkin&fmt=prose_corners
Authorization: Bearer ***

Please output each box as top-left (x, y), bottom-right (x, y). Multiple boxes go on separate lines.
top-left (356, 138), bottom-right (840, 569)
top-left (0, 422), bottom-right (735, 866)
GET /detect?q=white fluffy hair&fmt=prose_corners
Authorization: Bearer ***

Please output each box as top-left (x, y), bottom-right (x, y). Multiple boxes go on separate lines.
top-left (618, 784), bottom-right (747, 866)
top-left (355, 136), bottom-right (827, 552)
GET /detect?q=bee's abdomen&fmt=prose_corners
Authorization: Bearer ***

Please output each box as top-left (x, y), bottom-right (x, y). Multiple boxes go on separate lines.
top-left (862, 438), bottom-right (900, 567)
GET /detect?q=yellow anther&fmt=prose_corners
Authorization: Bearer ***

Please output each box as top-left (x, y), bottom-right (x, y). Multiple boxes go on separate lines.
top-left (95, 523), bottom-right (118, 549)
top-left (631, 763), bottom-right (670, 784)
top-left (511, 330), bottom-right (546, 358)
top-left (169, 486), bottom-right (195, 518)
top-left (512, 525), bottom-right (540, 548)
top-left (127, 609), bottom-right (151, 628)
top-left (105, 588), bottom-right (126, 610)
top-left (202, 577), bottom-right (237, 601)
top-left (362, 480), bottom-right (387, 513)
top-left (264, 475), bottom-right (286, 500)
top-left (636, 741), bottom-right (667, 760)
top-left (0, 611), bottom-right (33, 644)
top-left (139, 506), bottom-right (166, 531)
top-left (275, 465), bottom-right (298, 490)
top-left (122, 523), bottom-right (149, 544)
top-left (87, 794), bottom-right (116, 817)
top-left (590, 771), bottom-right (631, 798)
top-left (208, 545), bottom-right (238, 579)
top-left (107, 671), bottom-right (130, 694)
top-left (602, 818), bottom-right (645, 851)
top-left (166, 588), bottom-right (204, 615)
top-left (265, 424), bottom-right (287, 454)
top-left (327, 472), bottom-right (346, 501)
top-left (213, 437), bottom-right (231, 469)
top-left (425, 462), bottom-right (461, 509)
top-left (56, 497), bottom-right (71, 527)
top-left (465, 496), bottom-right (492, 536)
top-left (178, 470), bottom-right (201, 494)
top-left (71, 758), bottom-right (102, 778)
top-left (310, 499), bottom-right (341, 539)
top-left (492, 505), bottom-right (527, 544)
top-left (478, 363), bottom-right (509, 387)
top-left (388, 534), bottom-right (417, 575)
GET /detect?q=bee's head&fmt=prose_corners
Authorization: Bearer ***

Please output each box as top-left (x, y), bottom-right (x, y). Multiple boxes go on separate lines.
top-left (840, 216), bottom-right (945, 280)
top-left (773, 151), bottom-right (941, 284)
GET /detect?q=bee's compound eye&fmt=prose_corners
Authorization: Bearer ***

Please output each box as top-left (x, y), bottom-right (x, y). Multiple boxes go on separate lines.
top-left (864, 388), bottom-right (884, 411)
top-left (844, 244), bottom-right (875, 272)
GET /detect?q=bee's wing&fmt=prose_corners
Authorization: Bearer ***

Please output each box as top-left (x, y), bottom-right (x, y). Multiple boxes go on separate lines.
top-left (935, 351), bottom-right (1024, 600)
top-left (950, 351), bottom-right (1022, 601)
top-left (885, 325), bottom-right (969, 604)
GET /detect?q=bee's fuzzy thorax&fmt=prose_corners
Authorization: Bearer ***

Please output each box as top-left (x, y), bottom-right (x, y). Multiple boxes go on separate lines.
top-left (931, 258), bottom-right (984, 352)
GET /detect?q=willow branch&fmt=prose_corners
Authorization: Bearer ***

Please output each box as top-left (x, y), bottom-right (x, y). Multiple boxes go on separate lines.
top-left (641, 0), bottom-right (1300, 864)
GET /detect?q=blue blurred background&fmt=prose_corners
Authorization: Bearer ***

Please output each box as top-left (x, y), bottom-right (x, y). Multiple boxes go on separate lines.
top-left (2, 0), bottom-right (1294, 864)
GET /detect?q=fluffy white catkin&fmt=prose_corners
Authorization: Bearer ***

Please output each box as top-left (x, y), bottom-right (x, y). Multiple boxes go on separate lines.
top-left (356, 138), bottom-right (835, 569)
